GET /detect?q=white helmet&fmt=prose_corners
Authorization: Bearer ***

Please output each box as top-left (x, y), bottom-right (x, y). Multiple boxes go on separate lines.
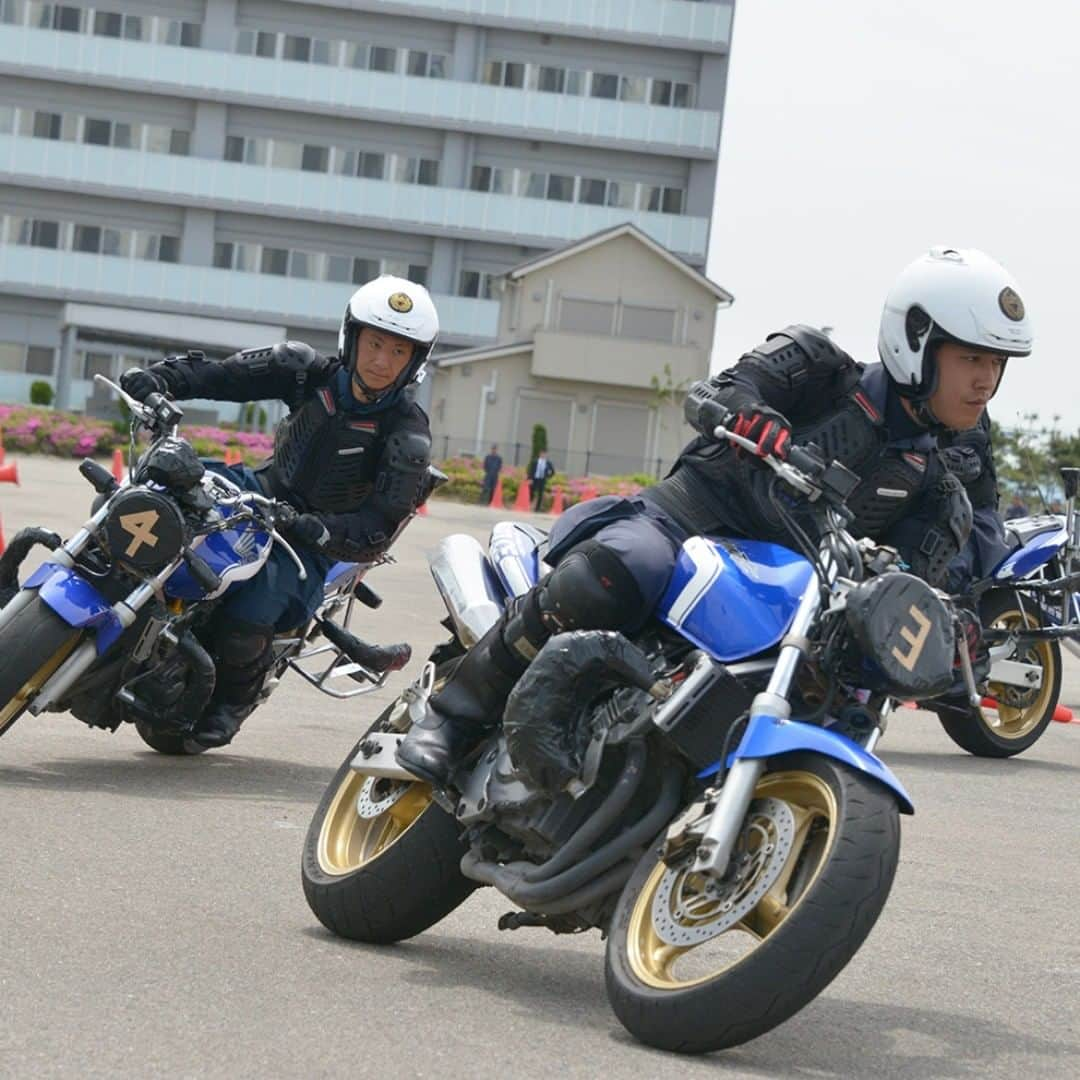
top-left (877, 246), bottom-right (1033, 401)
top-left (338, 274), bottom-right (440, 400)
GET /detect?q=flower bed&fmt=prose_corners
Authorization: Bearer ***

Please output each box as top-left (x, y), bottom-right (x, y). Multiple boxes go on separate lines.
top-left (0, 405), bottom-right (651, 501)
top-left (0, 404), bottom-right (274, 464)
top-left (435, 455), bottom-right (653, 509)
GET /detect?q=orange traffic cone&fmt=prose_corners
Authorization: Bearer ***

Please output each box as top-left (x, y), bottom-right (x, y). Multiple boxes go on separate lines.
top-left (550, 486), bottom-right (565, 515)
top-left (416, 499), bottom-right (429, 516)
top-left (0, 425), bottom-right (5, 464)
top-left (0, 460), bottom-right (18, 485)
top-left (490, 475), bottom-right (505, 509)
top-left (111, 447), bottom-right (125, 483)
top-left (513, 477), bottom-right (532, 513)
top-left (1052, 703), bottom-right (1076, 724)
top-left (579, 484), bottom-right (598, 503)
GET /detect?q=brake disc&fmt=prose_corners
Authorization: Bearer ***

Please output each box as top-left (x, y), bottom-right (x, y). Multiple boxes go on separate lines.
top-left (650, 797), bottom-right (796, 947)
top-left (356, 775), bottom-right (410, 820)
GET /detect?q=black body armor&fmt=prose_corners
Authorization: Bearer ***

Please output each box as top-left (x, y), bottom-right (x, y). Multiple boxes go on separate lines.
top-left (144, 343), bottom-right (431, 563)
top-left (647, 328), bottom-right (973, 587)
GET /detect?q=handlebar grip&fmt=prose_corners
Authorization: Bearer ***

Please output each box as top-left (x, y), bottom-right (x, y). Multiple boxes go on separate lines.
top-left (786, 445), bottom-right (823, 476)
top-left (183, 549), bottom-right (222, 594)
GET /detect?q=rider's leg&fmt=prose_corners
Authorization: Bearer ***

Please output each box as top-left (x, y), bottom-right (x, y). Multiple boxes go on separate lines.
top-left (196, 618), bottom-right (277, 747)
top-left (396, 514), bottom-right (680, 785)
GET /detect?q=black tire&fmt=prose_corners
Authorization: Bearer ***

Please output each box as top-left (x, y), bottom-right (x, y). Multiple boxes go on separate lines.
top-left (0, 596), bottom-right (81, 739)
top-left (301, 698), bottom-right (476, 943)
top-left (605, 753), bottom-right (900, 1054)
top-left (133, 717), bottom-right (209, 756)
top-left (935, 589), bottom-right (1062, 758)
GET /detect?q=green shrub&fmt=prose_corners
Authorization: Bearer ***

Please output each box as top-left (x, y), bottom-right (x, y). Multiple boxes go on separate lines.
top-left (29, 380), bottom-right (54, 407)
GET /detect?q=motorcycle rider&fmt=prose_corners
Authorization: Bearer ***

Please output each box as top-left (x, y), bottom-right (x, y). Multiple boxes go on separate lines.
top-left (396, 246), bottom-right (1033, 787)
top-left (120, 275), bottom-right (438, 747)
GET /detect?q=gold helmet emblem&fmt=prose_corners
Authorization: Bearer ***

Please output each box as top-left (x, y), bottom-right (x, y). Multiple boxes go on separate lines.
top-left (388, 291), bottom-right (414, 314)
top-left (998, 286), bottom-right (1025, 322)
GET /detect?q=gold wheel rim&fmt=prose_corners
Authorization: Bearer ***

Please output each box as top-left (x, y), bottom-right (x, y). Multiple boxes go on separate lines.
top-left (317, 768), bottom-right (432, 877)
top-left (626, 769), bottom-right (838, 990)
top-left (982, 610), bottom-right (1055, 740)
top-left (0, 633), bottom-right (80, 735)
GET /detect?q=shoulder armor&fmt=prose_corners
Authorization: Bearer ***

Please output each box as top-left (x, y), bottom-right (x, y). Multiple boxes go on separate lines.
top-left (743, 324), bottom-right (859, 391)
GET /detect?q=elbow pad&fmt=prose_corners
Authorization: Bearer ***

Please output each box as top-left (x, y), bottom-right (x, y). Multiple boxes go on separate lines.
top-left (376, 430), bottom-right (432, 515)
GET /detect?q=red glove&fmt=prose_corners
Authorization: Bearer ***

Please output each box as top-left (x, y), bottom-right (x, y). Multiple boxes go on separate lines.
top-left (731, 404), bottom-right (792, 459)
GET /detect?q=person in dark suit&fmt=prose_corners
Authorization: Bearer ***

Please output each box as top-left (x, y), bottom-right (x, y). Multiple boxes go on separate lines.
top-left (480, 444), bottom-right (503, 504)
top-left (527, 450), bottom-right (555, 511)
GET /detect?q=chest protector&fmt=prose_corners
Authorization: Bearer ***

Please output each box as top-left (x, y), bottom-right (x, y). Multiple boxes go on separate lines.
top-left (791, 387), bottom-right (934, 538)
top-left (270, 386), bottom-right (383, 513)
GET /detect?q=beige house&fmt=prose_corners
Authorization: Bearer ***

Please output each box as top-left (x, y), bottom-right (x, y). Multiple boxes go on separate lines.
top-left (425, 224), bottom-right (733, 478)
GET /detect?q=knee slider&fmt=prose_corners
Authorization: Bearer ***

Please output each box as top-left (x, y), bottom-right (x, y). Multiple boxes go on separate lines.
top-left (540, 541), bottom-right (643, 633)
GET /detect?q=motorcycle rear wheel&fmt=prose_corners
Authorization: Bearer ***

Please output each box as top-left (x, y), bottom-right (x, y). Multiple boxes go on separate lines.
top-left (0, 596), bottom-right (81, 738)
top-left (605, 753), bottom-right (900, 1054)
top-left (936, 590), bottom-right (1061, 758)
top-left (301, 696), bottom-right (475, 943)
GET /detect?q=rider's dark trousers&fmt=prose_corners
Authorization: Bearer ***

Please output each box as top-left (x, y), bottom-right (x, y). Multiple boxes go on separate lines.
top-left (543, 494), bottom-right (688, 630)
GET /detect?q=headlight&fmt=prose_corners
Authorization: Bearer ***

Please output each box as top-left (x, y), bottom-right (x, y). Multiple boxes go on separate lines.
top-left (104, 488), bottom-right (188, 573)
top-left (845, 572), bottom-right (956, 697)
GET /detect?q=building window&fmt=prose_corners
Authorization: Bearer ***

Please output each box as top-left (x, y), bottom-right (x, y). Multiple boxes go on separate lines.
top-left (260, 247), bottom-right (289, 276)
top-left (369, 45), bottom-right (397, 73)
top-left (26, 346), bottom-right (55, 375)
top-left (620, 76), bottom-right (648, 103)
top-left (352, 257), bottom-right (380, 283)
top-left (546, 174), bottom-right (575, 202)
top-left (0, 342), bottom-right (23, 373)
top-left (458, 270), bottom-right (497, 299)
top-left (83, 117), bottom-right (112, 146)
top-left (536, 66), bottom-right (565, 94)
top-left (82, 351), bottom-right (114, 380)
top-left (92, 11), bottom-right (121, 37)
top-left (213, 241), bottom-right (234, 269)
top-left (157, 235), bottom-right (180, 263)
top-left (558, 298), bottom-right (615, 335)
top-left (416, 158), bottom-right (439, 186)
top-left (619, 304), bottom-right (677, 344)
top-left (282, 34), bottom-right (311, 62)
top-left (72, 224), bottom-right (101, 253)
top-left (301, 144), bottom-right (330, 173)
top-left (29, 220), bottom-right (60, 249)
top-left (590, 72), bottom-right (619, 99)
top-left (643, 186), bottom-right (685, 215)
top-left (578, 178), bottom-right (607, 206)
top-left (32, 110), bottom-right (63, 140)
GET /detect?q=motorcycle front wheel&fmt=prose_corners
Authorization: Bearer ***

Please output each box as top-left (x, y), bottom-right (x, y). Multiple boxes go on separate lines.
top-left (936, 589), bottom-right (1062, 758)
top-left (605, 753), bottom-right (900, 1054)
top-left (0, 596), bottom-right (81, 738)
top-left (301, 692), bottom-right (475, 943)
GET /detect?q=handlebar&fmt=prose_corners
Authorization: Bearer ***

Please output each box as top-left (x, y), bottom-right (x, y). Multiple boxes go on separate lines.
top-left (94, 374), bottom-right (183, 434)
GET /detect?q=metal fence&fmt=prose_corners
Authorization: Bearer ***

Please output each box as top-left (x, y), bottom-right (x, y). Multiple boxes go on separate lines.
top-left (431, 433), bottom-right (672, 480)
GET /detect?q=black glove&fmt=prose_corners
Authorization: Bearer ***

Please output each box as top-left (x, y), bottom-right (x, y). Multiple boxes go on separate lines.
top-left (120, 367), bottom-right (168, 403)
top-left (730, 403), bottom-right (792, 459)
top-left (283, 512), bottom-right (330, 550)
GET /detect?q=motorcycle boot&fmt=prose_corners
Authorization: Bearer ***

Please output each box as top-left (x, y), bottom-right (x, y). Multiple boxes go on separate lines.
top-left (194, 619), bottom-right (276, 748)
top-left (395, 540), bottom-right (644, 786)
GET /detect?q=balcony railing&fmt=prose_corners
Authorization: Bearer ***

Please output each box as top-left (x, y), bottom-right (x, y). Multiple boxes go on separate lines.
top-left (287, 0), bottom-right (734, 53)
top-left (0, 134), bottom-right (710, 260)
top-left (0, 26), bottom-right (720, 159)
top-left (0, 246), bottom-right (499, 344)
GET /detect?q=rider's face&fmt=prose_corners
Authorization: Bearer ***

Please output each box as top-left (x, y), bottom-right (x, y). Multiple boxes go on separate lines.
top-left (928, 342), bottom-right (1004, 430)
top-left (352, 328), bottom-right (414, 400)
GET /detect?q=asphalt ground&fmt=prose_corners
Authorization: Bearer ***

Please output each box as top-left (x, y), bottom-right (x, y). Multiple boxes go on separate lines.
top-left (0, 455), bottom-right (1078, 1079)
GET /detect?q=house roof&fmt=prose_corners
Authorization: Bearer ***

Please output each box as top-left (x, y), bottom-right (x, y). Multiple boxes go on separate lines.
top-left (507, 222), bottom-right (734, 305)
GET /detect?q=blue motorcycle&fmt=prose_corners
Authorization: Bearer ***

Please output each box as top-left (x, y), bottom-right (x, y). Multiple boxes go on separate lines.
top-left (302, 429), bottom-right (968, 1053)
top-left (928, 469), bottom-right (1080, 757)
top-left (0, 376), bottom-right (413, 754)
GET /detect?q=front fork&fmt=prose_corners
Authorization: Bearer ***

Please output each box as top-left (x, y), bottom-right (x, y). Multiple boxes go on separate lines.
top-left (690, 582), bottom-right (823, 878)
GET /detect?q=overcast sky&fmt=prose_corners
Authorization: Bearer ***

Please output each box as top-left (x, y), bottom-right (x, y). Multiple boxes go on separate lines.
top-left (706, 0), bottom-right (1078, 435)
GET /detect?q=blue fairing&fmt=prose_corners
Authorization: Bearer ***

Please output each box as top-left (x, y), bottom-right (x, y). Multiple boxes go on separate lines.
top-left (164, 520), bottom-right (271, 600)
top-left (699, 711), bottom-right (914, 813)
top-left (23, 563), bottom-right (124, 655)
top-left (993, 525), bottom-right (1067, 582)
top-left (659, 536), bottom-right (815, 662)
